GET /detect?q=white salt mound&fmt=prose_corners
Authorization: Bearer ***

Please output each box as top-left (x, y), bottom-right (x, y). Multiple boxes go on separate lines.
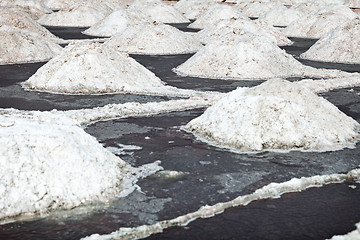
top-left (257, 4), bottom-right (306, 27)
top-left (0, 0), bottom-right (52, 19)
top-left (41, 0), bottom-right (77, 10)
top-left (37, 3), bottom-right (111, 27)
top-left (0, 30), bottom-right (62, 64)
top-left (105, 22), bottom-right (203, 55)
top-left (240, 1), bottom-right (283, 18)
top-left (173, 0), bottom-right (217, 20)
top-left (292, 0), bottom-right (329, 14)
top-left (300, 18), bottom-right (360, 64)
top-left (188, 4), bottom-right (248, 29)
top-left (196, 18), bottom-right (292, 46)
top-left (316, 4), bottom-right (358, 18)
top-left (185, 79), bottom-right (360, 152)
top-left (174, 32), bottom-right (350, 80)
top-left (0, 109), bottom-right (161, 219)
top-left (349, 0), bottom-right (360, 8)
top-left (282, 12), bottom-right (356, 38)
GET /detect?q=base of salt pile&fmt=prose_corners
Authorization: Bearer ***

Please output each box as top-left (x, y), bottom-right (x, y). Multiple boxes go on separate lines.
top-left (184, 79), bottom-right (360, 152)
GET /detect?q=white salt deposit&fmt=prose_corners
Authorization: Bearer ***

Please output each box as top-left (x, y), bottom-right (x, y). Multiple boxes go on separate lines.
top-left (184, 79), bottom-right (360, 152)
top-left (0, 109), bottom-right (162, 220)
top-left (282, 12), bottom-right (356, 38)
top-left (37, 3), bottom-right (111, 27)
top-left (174, 32), bottom-right (354, 80)
top-left (83, 168), bottom-right (360, 240)
top-left (173, 0), bottom-right (217, 20)
top-left (0, 29), bottom-right (62, 64)
top-left (105, 22), bottom-right (203, 55)
top-left (257, 4), bottom-right (306, 27)
top-left (293, 0), bottom-right (329, 14)
top-left (196, 17), bottom-right (292, 46)
top-left (329, 222), bottom-right (360, 240)
top-left (349, 0), bottom-right (360, 8)
top-left (41, 0), bottom-right (77, 10)
top-left (240, 1), bottom-right (284, 18)
top-left (0, 0), bottom-right (52, 19)
top-left (300, 18), bottom-right (360, 64)
top-left (188, 4), bottom-right (248, 29)
top-left (297, 77), bottom-right (360, 93)
top-left (316, 4), bottom-right (358, 18)
top-left (23, 41), bottom-right (202, 96)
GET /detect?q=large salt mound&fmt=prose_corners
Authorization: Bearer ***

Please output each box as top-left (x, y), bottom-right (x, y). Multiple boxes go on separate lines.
top-left (37, 3), bottom-right (111, 27)
top-left (300, 18), bottom-right (360, 64)
top-left (105, 22), bottom-right (203, 55)
top-left (188, 4), bottom-right (248, 29)
top-left (0, 30), bottom-right (62, 64)
top-left (282, 12), bottom-right (356, 38)
top-left (257, 4), bottom-right (306, 27)
top-left (185, 79), bottom-right (360, 152)
top-left (239, 1), bottom-right (284, 18)
top-left (292, 0), bottom-right (329, 14)
top-left (173, 0), bottom-right (217, 20)
top-left (0, 109), bottom-right (161, 219)
top-left (24, 42), bottom-right (192, 95)
top-left (196, 17), bottom-right (292, 46)
top-left (0, 0), bottom-right (52, 19)
top-left (174, 32), bottom-right (350, 80)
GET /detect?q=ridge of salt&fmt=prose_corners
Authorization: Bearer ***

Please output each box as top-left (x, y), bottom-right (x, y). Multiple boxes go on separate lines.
top-left (240, 1), bottom-right (284, 18)
top-left (257, 4), bottom-right (306, 27)
top-left (173, 0), bottom-right (217, 20)
top-left (0, 0), bottom-right (52, 19)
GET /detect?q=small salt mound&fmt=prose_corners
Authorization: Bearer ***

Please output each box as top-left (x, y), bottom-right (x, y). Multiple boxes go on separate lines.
top-left (257, 4), bottom-right (306, 27)
top-left (316, 4), bottom-right (358, 18)
top-left (0, 29), bottom-right (62, 64)
top-left (24, 42), bottom-right (190, 95)
top-left (292, 0), bottom-right (351, 14)
top-left (41, 0), bottom-right (77, 10)
top-left (0, 0), bottom-right (52, 19)
top-left (188, 4), bottom-right (248, 29)
top-left (174, 32), bottom-right (349, 80)
top-left (185, 79), bottom-right (360, 152)
top-left (105, 22), bottom-right (203, 55)
top-left (0, 109), bottom-right (161, 219)
top-left (196, 17), bottom-right (292, 46)
top-left (174, 0), bottom-right (217, 20)
top-left (240, 1), bottom-right (284, 18)
top-left (37, 3), bottom-right (111, 27)
top-left (300, 18), bottom-right (360, 64)
top-left (282, 12), bottom-right (356, 38)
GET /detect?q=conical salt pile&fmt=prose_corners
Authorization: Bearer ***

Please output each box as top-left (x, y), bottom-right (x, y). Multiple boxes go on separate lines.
top-left (105, 22), bottom-right (203, 55)
top-left (188, 4), bottom-right (248, 29)
top-left (349, 0), bottom-right (360, 8)
top-left (196, 17), bottom-right (292, 46)
top-left (0, 0), bottom-right (52, 19)
top-left (174, 32), bottom-right (351, 80)
top-left (41, 0), bottom-right (77, 10)
top-left (257, 4), bottom-right (306, 27)
top-left (185, 79), bottom-right (360, 152)
top-left (300, 18), bottom-right (360, 64)
top-left (173, 0), bottom-right (217, 20)
top-left (0, 29), bottom-right (62, 64)
top-left (240, 1), bottom-right (283, 18)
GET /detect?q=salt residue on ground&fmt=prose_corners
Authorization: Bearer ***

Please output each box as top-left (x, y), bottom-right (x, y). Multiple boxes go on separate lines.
top-left (174, 32), bottom-right (354, 80)
top-left (300, 18), bottom-right (360, 64)
top-left (329, 222), bottom-right (360, 240)
top-left (105, 22), bottom-right (203, 55)
top-left (188, 4), bottom-right (248, 29)
top-left (239, 1), bottom-right (283, 18)
top-left (0, 0), bottom-right (52, 19)
top-left (0, 109), bottom-right (162, 220)
top-left (196, 17), bottom-right (292, 46)
top-left (82, 167), bottom-right (360, 240)
top-left (173, 0), bottom-right (217, 20)
top-left (0, 29), bottom-right (62, 64)
top-left (257, 4), bottom-right (306, 27)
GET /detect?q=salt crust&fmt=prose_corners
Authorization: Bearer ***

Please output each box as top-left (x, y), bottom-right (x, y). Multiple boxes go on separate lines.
top-left (349, 0), bottom-right (360, 8)
top-left (195, 17), bottom-right (292, 46)
top-left (174, 32), bottom-right (355, 80)
top-left (37, 3), bottom-right (111, 27)
top-left (329, 222), bottom-right (360, 240)
top-left (0, 0), bottom-right (52, 19)
top-left (300, 18), bottom-right (360, 64)
top-left (188, 4), bottom-right (248, 29)
top-left (173, 0), bottom-right (217, 20)
top-left (185, 79), bottom-right (360, 152)
top-left (83, 168), bottom-right (360, 240)
top-left (0, 109), bottom-right (162, 220)
top-left (104, 22), bottom-right (203, 55)
top-left (257, 4), bottom-right (306, 27)
top-left (41, 0), bottom-right (77, 10)
top-left (0, 29), bottom-right (62, 65)
top-left (282, 12), bottom-right (356, 38)
top-left (240, 1), bottom-right (284, 18)
top-left (23, 41), bottom-right (204, 96)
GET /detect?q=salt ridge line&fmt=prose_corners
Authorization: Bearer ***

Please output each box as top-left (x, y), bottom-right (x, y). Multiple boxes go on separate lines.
top-left (82, 168), bottom-right (360, 240)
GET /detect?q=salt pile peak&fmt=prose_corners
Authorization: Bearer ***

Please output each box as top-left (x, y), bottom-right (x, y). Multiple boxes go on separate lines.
top-left (0, 109), bottom-right (161, 219)
top-left (0, 0), bottom-right (52, 19)
top-left (174, 32), bottom-right (351, 80)
top-left (185, 79), bottom-right (360, 152)
top-left (300, 18), bottom-right (360, 64)
top-left (196, 17), bottom-right (292, 46)
top-left (105, 22), bottom-right (203, 55)
top-left (257, 4), bottom-right (306, 27)
top-left (188, 4), bottom-right (248, 29)
top-left (173, 0), bottom-right (217, 20)
top-left (0, 29), bottom-right (62, 64)
top-left (41, 0), bottom-right (78, 10)
top-left (239, 1), bottom-right (284, 18)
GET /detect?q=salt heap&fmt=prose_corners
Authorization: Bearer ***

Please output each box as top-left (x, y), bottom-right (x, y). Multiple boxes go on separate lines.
top-left (282, 11), bottom-right (356, 38)
top-left (349, 0), bottom-right (360, 8)
top-left (188, 4), bottom-right (248, 29)
top-left (239, 1), bottom-right (284, 18)
top-left (24, 42), bottom-right (189, 95)
top-left (0, 109), bottom-right (161, 219)
top-left (173, 0), bottom-right (217, 20)
top-left (292, 0), bottom-right (329, 14)
top-left (196, 17), bottom-right (292, 46)
top-left (174, 32), bottom-right (349, 80)
top-left (37, 3), bottom-right (112, 27)
top-left (0, 30), bottom-right (62, 65)
top-left (0, 0), bottom-right (52, 19)
top-left (129, 0), bottom-right (189, 24)
top-left (185, 79), bottom-right (360, 152)
top-left (300, 18), bottom-right (360, 64)
top-left (257, 4), bottom-right (306, 27)
top-left (41, 0), bottom-right (77, 10)
top-left (105, 22), bottom-right (203, 55)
